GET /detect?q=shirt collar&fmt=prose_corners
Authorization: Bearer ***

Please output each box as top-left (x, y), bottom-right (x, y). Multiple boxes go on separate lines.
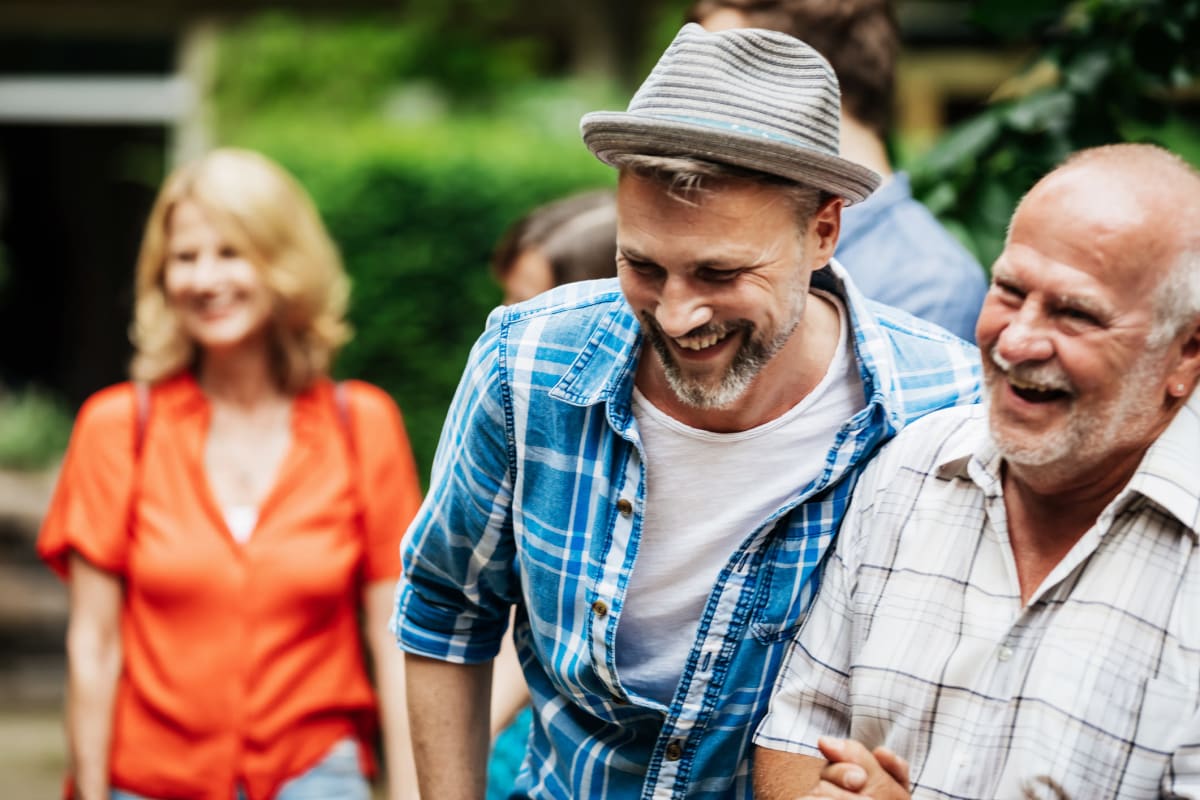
top-left (1126, 391), bottom-right (1200, 537)
top-left (935, 394), bottom-right (1200, 539)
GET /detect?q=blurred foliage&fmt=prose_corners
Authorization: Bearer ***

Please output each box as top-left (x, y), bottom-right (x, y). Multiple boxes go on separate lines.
top-left (0, 386), bottom-right (73, 470)
top-left (214, 12), bottom-right (550, 129)
top-left (911, 0), bottom-right (1200, 269)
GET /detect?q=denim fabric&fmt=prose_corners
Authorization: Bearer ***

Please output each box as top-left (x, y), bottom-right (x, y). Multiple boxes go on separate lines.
top-left (839, 171), bottom-right (988, 342)
top-left (110, 737), bottom-right (369, 800)
top-left (395, 263), bottom-right (983, 799)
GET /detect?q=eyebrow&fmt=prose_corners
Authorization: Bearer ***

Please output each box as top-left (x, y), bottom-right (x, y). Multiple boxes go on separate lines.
top-left (1050, 292), bottom-right (1110, 318)
top-left (994, 269), bottom-right (1112, 319)
top-left (617, 245), bottom-right (765, 271)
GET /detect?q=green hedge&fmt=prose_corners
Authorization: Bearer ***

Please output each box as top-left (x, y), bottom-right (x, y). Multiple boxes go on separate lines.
top-left (228, 117), bottom-right (615, 481)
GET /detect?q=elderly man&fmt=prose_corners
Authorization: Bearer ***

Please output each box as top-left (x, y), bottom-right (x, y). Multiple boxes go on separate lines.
top-left (754, 143), bottom-right (1200, 799)
top-left (393, 24), bottom-right (979, 799)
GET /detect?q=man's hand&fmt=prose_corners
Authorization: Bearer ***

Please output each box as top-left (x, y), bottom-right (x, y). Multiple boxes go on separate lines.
top-left (797, 737), bottom-right (911, 799)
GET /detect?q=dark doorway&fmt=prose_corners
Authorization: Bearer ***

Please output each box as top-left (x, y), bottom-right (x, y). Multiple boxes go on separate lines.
top-left (0, 124), bottom-right (165, 406)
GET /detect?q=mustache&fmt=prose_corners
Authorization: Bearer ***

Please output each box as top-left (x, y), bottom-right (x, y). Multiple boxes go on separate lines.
top-left (639, 314), bottom-right (752, 342)
top-left (988, 347), bottom-right (1073, 392)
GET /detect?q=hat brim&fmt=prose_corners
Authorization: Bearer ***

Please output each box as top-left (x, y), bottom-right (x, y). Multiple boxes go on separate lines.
top-left (581, 112), bottom-right (880, 205)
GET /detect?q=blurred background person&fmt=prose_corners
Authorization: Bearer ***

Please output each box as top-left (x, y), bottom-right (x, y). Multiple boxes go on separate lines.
top-left (688, 0), bottom-right (988, 342)
top-left (490, 189), bottom-right (618, 305)
top-left (484, 187), bottom-right (617, 799)
top-left (37, 148), bottom-right (424, 800)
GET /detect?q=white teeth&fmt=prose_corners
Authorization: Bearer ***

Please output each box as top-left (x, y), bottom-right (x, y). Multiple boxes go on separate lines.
top-left (676, 331), bottom-right (724, 351)
top-left (1009, 375), bottom-right (1061, 393)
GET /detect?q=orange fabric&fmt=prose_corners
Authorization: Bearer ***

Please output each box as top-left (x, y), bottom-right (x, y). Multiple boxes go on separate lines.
top-left (38, 374), bottom-right (423, 800)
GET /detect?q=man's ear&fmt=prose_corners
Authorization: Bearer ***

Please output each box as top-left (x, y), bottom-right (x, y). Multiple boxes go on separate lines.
top-left (1164, 316), bottom-right (1200, 400)
top-left (810, 195), bottom-right (842, 267)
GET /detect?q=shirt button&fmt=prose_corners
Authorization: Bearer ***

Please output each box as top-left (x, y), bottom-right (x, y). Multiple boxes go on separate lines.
top-left (665, 741), bottom-right (684, 761)
top-left (592, 600), bottom-right (609, 617)
top-left (997, 645), bottom-right (1014, 662)
top-left (616, 498), bottom-right (634, 516)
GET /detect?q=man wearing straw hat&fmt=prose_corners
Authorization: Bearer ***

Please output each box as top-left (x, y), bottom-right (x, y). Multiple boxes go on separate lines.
top-left (393, 24), bottom-right (980, 799)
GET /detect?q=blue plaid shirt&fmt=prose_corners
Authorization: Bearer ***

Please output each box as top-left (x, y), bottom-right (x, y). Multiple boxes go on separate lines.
top-left (394, 262), bottom-right (982, 799)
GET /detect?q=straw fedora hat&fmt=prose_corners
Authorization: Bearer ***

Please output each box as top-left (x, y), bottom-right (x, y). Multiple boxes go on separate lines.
top-left (581, 23), bottom-right (880, 204)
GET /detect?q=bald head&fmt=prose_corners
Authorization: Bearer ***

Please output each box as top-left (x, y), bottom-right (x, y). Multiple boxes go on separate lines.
top-left (1010, 144), bottom-right (1200, 343)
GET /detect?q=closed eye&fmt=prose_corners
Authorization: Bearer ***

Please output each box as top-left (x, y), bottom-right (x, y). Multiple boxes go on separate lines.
top-left (992, 279), bottom-right (1024, 299)
top-left (1058, 305), bottom-right (1101, 326)
top-left (618, 254), bottom-right (664, 279)
top-left (696, 267), bottom-right (742, 283)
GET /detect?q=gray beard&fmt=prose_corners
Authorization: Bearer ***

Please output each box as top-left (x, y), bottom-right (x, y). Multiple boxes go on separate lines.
top-left (641, 314), bottom-right (797, 410)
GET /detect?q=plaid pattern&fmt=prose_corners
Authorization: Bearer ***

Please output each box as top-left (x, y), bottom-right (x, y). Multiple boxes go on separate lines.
top-left (757, 400), bottom-right (1200, 800)
top-left (394, 263), bottom-right (981, 799)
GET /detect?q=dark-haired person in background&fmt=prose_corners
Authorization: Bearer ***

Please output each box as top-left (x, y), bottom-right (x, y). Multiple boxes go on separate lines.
top-left (491, 189), bottom-right (617, 306)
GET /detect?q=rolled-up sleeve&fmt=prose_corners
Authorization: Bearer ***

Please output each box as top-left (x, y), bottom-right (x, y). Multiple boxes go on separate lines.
top-left (392, 313), bottom-right (519, 664)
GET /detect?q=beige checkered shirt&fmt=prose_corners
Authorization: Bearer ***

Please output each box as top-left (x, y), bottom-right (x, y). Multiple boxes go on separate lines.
top-left (756, 397), bottom-right (1200, 800)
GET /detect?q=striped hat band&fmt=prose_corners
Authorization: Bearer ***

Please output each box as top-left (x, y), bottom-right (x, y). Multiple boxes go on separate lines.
top-left (581, 23), bottom-right (880, 204)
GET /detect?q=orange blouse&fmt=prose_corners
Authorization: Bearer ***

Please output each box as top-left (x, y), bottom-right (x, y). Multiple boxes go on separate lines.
top-left (38, 374), bottom-right (423, 800)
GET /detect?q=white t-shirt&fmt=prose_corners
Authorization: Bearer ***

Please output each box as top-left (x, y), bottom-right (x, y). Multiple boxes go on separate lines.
top-left (616, 293), bottom-right (863, 705)
top-left (225, 505), bottom-right (258, 543)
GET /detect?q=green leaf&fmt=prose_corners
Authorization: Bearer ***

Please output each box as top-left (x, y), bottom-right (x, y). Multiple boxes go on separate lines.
top-left (1004, 90), bottom-right (1076, 134)
top-left (917, 112), bottom-right (1003, 175)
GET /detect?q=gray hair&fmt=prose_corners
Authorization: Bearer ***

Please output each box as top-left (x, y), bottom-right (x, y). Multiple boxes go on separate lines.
top-left (611, 153), bottom-right (830, 229)
top-left (1149, 240), bottom-right (1200, 348)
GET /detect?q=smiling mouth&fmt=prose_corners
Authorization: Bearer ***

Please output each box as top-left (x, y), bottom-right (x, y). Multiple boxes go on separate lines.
top-left (1007, 375), bottom-right (1071, 404)
top-left (674, 329), bottom-right (733, 351)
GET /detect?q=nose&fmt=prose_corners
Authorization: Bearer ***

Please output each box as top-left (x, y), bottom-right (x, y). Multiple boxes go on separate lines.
top-left (654, 274), bottom-right (713, 337)
top-left (186, 252), bottom-right (225, 290)
top-left (994, 301), bottom-right (1054, 365)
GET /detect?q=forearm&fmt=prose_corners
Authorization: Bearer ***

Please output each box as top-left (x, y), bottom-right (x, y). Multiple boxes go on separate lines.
top-left (365, 582), bottom-right (420, 800)
top-left (753, 747), bottom-right (824, 799)
top-left (406, 653), bottom-right (493, 800)
top-left (65, 555), bottom-right (123, 800)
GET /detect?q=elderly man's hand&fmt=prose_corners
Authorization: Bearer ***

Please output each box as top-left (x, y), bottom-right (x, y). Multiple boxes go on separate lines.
top-left (796, 737), bottom-right (911, 799)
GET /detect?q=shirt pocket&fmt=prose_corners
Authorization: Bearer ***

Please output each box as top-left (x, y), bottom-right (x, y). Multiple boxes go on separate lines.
top-left (748, 547), bottom-right (823, 645)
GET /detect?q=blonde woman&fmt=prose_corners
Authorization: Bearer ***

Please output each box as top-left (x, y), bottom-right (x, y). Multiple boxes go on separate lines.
top-left (38, 149), bottom-right (423, 800)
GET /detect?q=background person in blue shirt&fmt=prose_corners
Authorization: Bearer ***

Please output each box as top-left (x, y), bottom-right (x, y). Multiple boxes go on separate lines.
top-left (689, 0), bottom-right (989, 343)
top-left (394, 25), bottom-right (981, 799)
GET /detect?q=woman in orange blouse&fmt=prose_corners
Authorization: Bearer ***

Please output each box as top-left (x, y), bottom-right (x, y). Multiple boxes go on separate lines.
top-left (38, 149), bottom-right (424, 800)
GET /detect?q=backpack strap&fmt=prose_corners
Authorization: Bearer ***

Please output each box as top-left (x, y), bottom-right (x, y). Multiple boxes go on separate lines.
top-left (333, 381), bottom-right (367, 539)
top-left (133, 380), bottom-right (151, 457)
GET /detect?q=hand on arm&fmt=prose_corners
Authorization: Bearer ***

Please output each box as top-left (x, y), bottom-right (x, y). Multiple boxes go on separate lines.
top-left (65, 553), bottom-right (123, 800)
top-left (753, 738), bottom-right (909, 800)
top-left (406, 653), bottom-right (493, 800)
top-left (364, 580), bottom-right (420, 800)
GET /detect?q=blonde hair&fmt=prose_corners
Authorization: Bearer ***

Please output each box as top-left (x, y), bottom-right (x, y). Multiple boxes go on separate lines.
top-left (130, 148), bottom-right (351, 393)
